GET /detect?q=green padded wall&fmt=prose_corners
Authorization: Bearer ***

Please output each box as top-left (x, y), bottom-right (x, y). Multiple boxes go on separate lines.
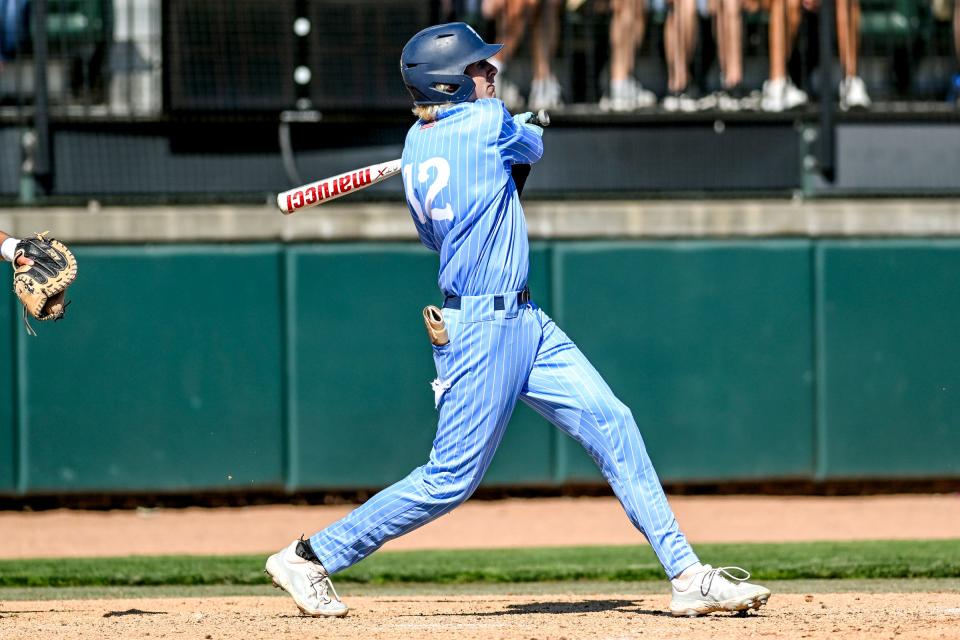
top-left (287, 244), bottom-right (556, 490)
top-left (553, 241), bottom-right (816, 483)
top-left (817, 241), bottom-right (960, 478)
top-left (0, 290), bottom-right (14, 491)
top-left (4, 239), bottom-right (960, 497)
top-left (21, 246), bottom-right (285, 493)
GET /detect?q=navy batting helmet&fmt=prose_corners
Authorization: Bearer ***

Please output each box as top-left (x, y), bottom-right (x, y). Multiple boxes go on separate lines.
top-left (400, 23), bottom-right (503, 105)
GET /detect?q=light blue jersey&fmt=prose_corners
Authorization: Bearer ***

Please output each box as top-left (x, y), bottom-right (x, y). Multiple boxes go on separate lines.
top-left (400, 99), bottom-right (542, 296)
top-left (307, 98), bottom-right (698, 583)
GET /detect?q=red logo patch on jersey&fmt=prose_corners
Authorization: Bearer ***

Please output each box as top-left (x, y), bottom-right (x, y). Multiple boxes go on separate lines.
top-left (420, 122), bottom-right (436, 129)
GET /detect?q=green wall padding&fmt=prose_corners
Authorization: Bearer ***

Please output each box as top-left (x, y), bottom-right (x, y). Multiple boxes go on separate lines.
top-left (818, 241), bottom-right (960, 479)
top-left (553, 242), bottom-right (815, 483)
top-left (20, 246), bottom-right (286, 492)
top-left (4, 238), bottom-right (959, 496)
top-left (0, 290), bottom-right (14, 491)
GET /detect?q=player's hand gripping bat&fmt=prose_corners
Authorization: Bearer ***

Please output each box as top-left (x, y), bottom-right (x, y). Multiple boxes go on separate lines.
top-left (509, 109), bottom-right (550, 196)
top-left (277, 110), bottom-right (550, 214)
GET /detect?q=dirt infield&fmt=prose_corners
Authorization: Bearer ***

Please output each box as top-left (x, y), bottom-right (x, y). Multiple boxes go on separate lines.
top-left (2, 592), bottom-right (959, 640)
top-left (4, 495), bottom-right (959, 639)
top-left (3, 494), bottom-right (959, 558)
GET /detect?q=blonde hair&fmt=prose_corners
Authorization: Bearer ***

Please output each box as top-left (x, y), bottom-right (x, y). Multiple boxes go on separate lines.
top-left (412, 82), bottom-right (461, 121)
top-left (412, 103), bottom-right (455, 122)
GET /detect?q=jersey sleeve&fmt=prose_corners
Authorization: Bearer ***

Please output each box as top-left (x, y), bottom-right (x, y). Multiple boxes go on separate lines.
top-left (494, 101), bottom-right (544, 166)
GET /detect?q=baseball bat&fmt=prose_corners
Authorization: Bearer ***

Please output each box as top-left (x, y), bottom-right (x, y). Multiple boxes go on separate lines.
top-left (277, 159), bottom-right (402, 215)
top-left (277, 110), bottom-right (549, 215)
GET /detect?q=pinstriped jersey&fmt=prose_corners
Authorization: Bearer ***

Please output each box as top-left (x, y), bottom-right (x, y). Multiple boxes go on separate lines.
top-left (401, 98), bottom-right (543, 296)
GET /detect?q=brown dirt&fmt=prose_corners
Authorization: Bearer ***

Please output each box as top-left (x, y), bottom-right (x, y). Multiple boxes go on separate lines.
top-left (2, 593), bottom-right (960, 640)
top-left (2, 494), bottom-right (959, 559)
top-left (3, 495), bottom-right (959, 639)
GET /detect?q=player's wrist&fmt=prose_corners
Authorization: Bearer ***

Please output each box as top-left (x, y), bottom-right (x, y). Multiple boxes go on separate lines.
top-left (1, 237), bottom-right (20, 262)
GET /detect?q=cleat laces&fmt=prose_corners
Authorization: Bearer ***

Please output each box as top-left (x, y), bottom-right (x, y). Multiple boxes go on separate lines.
top-left (308, 569), bottom-right (340, 604)
top-left (700, 566), bottom-right (751, 597)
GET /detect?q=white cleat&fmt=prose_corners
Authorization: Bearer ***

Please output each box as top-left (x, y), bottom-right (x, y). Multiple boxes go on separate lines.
top-left (670, 565), bottom-right (771, 617)
top-left (265, 538), bottom-right (349, 618)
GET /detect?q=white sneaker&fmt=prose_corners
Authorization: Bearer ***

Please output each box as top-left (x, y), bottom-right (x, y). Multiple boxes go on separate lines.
top-left (696, 92), bottom-right (719, 111)
top-left (783, 80), bottom-right (809, 109)
top-left (840, 75), bottom-right (871, 111)
top-left (528, 75), bottom-right (563, 111)
top-left (761, 78), bottom-right (785, 112)
top-left (762, 77), bottom-right (809, 112)
top-left (715, 90), bottom-right (742, 112)
top-left (599, 77), bottom-right (656, 111)
top-left (662, 92), bottom-right (698, 113)
top-left (265, 538), bottom-right (349, 617)
top-left (738, 89), bottom-right (763, 111)
top-left (670, 565), bottom-right (771, 617)
top-left (497, 76), bottom-right (526, 111)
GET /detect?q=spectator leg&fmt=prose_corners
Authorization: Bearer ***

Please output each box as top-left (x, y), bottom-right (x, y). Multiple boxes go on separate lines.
top-left (836, 0), bottom-right (859, 79)
top-left (530, 0), bottom-right (562, 81)
top-left (716, 0), bottom-right (743, 88)
top-left (664, 0), bottom-right (696, 93)
top-left (609, 0), bottom-right (646, 83)
top-left (665, 5), bottom-right (679, 91)
top-left (787, 0), bottom-right (802, 45)
top-left (769, 0), bottom-right (787, 81)
top-left (682, 0), bottom-right (698, 64)
top-left (492, 0), bottom-right (533, 66)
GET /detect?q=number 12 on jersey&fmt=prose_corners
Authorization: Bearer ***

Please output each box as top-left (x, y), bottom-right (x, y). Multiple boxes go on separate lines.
top-left (404, 157), bottom-right (454, 224)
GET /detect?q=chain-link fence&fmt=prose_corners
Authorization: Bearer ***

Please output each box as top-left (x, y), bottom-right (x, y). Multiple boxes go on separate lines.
top-left (2, 1), bottom-right (957, 116)
top-left (1, 0), bottom-right (160, 117)
top-left (0, 0), bottom-right (957, 203)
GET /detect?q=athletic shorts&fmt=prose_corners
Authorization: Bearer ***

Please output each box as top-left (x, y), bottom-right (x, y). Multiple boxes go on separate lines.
top-left (650, 0), bottom-right (711, 18)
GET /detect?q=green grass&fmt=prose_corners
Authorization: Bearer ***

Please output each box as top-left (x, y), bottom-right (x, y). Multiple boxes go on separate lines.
top-left (1, 540), bottom-right (958, 588)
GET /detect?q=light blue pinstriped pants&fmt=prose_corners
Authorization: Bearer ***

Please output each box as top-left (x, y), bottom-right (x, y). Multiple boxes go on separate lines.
top-left (310, 294), bottom-right (699, 578)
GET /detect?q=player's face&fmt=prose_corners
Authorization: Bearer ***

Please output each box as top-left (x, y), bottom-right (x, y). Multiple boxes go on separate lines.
top-left (465, 60), bottom-right (497, 101)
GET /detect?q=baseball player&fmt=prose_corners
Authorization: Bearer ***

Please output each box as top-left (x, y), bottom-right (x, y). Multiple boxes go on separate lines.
top-left (266, 22), bottom-right (771, 619)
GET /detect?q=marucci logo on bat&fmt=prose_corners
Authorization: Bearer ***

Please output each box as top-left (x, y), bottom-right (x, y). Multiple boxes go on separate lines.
top-left (276, 158), bottom-right (402, 214)
top-left (285, 168), bottom-right (373, 212)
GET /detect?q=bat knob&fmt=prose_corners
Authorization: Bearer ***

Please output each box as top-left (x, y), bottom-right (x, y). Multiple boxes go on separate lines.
top-left (534, 109), bottom-right (551, 128)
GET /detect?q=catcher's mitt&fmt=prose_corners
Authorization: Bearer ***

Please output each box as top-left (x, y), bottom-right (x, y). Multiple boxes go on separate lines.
top-left (12, 232), bottom-right (78, 335)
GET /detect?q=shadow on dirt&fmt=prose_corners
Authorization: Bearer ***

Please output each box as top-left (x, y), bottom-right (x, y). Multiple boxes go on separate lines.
top-left (0, 609), bottom-right (68, 615)
top-left (400, 599), bottom-right (674, 617)
top-left (102, 609), bottom-right (166, 617)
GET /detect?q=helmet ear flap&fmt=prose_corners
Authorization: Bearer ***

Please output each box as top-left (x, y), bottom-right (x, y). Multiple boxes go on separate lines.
top-left (405, 83), bottom-right (432, 103)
